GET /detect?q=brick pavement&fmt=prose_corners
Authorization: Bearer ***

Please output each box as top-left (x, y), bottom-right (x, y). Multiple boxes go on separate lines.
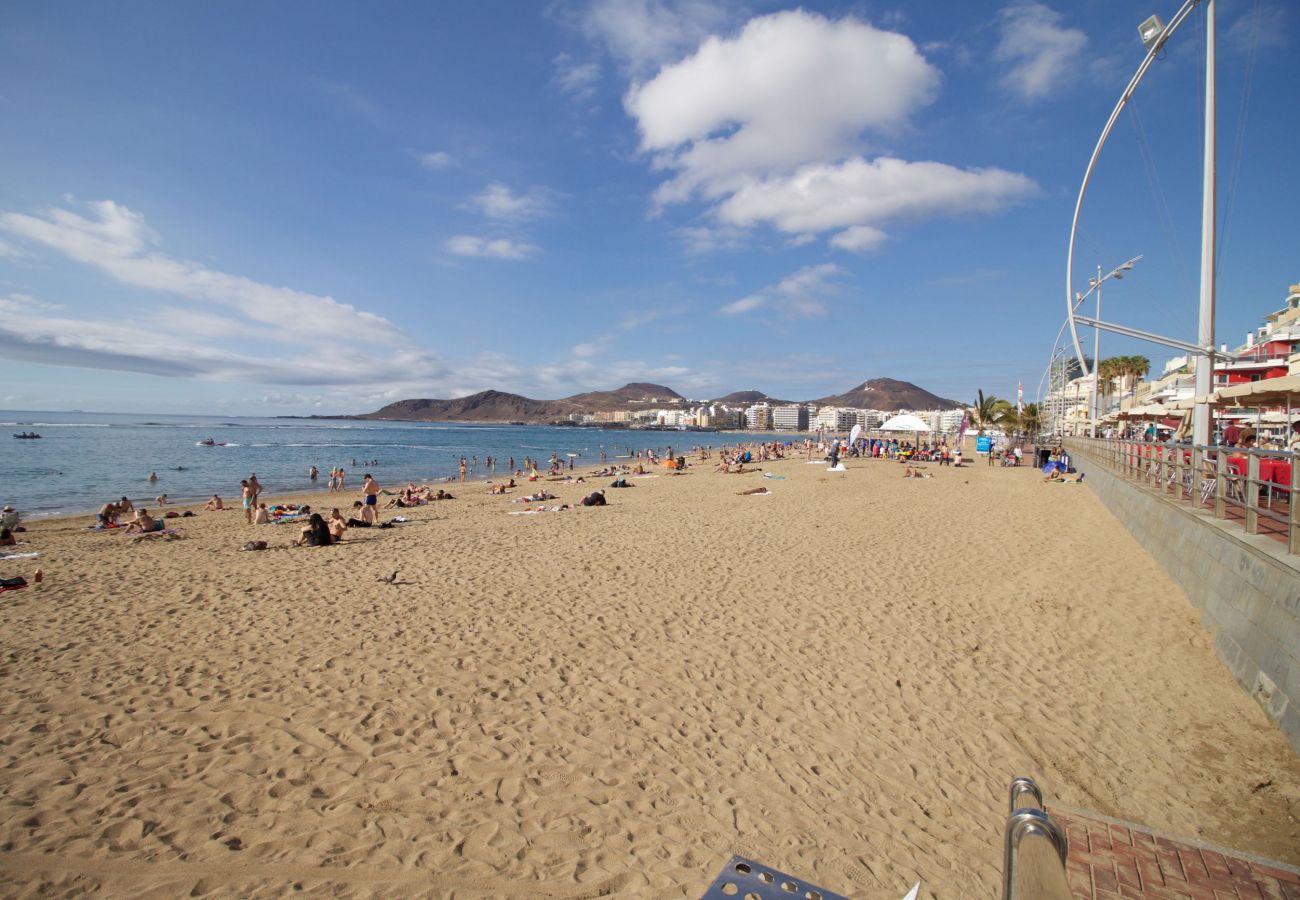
top-left (1052, 807), bottom-right (1300, 899)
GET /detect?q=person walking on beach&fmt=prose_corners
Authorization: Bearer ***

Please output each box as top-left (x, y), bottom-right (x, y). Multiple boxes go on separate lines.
top-left (337, 468), bottom-right (346, 491)
top-left (459, 457), bottom-right (467, 482)
top-left (241, 479), bottom-right (254, 524)
top-left (361, 473), bottom-right (380, 523)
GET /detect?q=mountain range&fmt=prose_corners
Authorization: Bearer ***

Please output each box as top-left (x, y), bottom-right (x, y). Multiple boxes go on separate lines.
top-left (359, 378), bottom-right (962, 423)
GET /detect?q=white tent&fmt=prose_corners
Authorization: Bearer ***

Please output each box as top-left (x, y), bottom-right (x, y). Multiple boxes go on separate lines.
top-left (879, 413), bottom-right (932, 432)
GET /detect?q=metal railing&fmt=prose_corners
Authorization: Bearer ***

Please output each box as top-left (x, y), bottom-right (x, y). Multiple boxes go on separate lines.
top-left (1002, 777), bottom-right (1071, 900)
top-left (1066, 438), bottom-right (1300, 555)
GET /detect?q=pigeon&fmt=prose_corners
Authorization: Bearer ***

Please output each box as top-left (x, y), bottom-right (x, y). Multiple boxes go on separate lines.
top-left (378, 571), bottom-right (398, 584)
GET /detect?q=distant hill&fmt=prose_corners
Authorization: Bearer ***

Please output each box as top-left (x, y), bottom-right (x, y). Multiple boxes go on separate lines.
top-left (362, 383), bottom-right (684, 423)
top-left (562, 382), bottom-right (684, 411)
top-left (715, 390), bottom-right (796, 406)
top-left (816, 378), bottom-right (962, 410)
top-left (358, 378), bottom-right (963, 423)
top-left (363, 390), bottom-right (577, 422)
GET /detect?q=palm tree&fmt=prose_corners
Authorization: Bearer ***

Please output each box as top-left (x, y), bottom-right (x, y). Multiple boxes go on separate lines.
top-left (1124, 355), bottom-right (1150, 397)
top-left (970, 390), bottom-right (1014, 434)
top-left (1097, 357), bottom-right (1123, 414)
top-left (1019, 402), bottom-right (1043, 437)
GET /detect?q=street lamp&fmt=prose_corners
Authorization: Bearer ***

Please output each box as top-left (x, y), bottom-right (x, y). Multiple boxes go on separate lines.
top-left (1064, 0), bottom-right (1216, 446)
top-left (1075, 255), bottom-right (1142, 437)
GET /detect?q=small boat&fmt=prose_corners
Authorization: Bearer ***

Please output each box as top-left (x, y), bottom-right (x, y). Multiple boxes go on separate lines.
top-left (13, 432), bottom-right (42, 439)
top-left (196, 437), bottom-right (227, 447)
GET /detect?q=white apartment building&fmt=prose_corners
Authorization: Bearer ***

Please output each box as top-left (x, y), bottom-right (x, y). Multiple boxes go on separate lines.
top-left (772, 404), bottom-right (809, 431)
top-left (815, 407), bottom-right (858, 430)
top-left (745, 403), bottom-right (772, 429)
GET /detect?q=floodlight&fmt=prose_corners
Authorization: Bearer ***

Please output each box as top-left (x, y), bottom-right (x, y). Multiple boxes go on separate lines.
top-left (1138, 15), bottom-right (1165, 51)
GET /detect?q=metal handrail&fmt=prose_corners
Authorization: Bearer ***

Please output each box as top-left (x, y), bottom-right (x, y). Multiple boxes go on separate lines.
top-left (1002, 778), bottom-right (1071, 900)
top-left (1065, 438), bottom-right (1300, 555)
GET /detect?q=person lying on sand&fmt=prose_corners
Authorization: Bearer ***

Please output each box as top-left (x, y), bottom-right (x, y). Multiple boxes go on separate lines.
top-left (1044, 472), bottom-right (1085, 484)
top-left (519, 491), bottom-right (556, 502)
top-left (579, 490), bottom-right (607, 506)
top-left (736, 486), bottom-right (770, 495)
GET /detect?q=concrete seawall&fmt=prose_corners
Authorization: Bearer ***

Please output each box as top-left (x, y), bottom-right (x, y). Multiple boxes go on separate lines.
top-left (1067, 443), bottom-right (1300, 754)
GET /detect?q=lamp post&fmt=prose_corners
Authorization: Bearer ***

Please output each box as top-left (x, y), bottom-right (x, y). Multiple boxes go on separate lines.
top-left (1064, 0), bottom-right (1216, 445)
top-left (1075, 256), bottom-right (1141, 437)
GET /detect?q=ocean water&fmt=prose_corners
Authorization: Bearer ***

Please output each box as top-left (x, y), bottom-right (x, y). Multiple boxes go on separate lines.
top-left (1, 411), bottom-right (761, 517)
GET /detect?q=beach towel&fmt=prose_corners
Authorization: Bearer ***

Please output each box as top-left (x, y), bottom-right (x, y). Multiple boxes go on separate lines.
top-left (0, 551), bottom-right (39, 560)
top-left (761, 473), bottom-right (786, 480)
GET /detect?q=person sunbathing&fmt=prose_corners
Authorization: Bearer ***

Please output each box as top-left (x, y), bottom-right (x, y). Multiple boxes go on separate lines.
top-left (205, 495), bottom-right (224, 511)
top-left (122, 509), bottom-right (161, 534)
top-left (736, 486), bottom-right (770, 495)
top-left (327, 508), bottom-right (347, 542)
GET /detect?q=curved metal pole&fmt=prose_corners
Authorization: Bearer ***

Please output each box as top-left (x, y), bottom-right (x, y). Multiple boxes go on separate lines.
top-left (1065, 0), bottom-right (1201, 379)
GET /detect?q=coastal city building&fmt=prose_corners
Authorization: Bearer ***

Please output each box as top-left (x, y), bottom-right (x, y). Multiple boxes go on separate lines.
top-left (772, 404), bottom-right (810, 431)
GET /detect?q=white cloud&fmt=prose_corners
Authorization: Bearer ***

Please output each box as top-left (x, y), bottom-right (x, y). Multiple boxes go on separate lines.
top-left (830, 225), bottom-right (889, 253)
top-left (420, 151), bottom-right (454, 169)
top-left (620, 10), bottom-right (1036, 250)
top-left (446, 235), bottom-right (538, 260)
top-left (0, 293), bottom-right (60, 313)
top-left (571, 338), bottom-right (608, 358)
top-left (0, 200), bottom-right (404, 346)
top-left (993, 3), bottom-right (1087, 101)
top-left (322, 82), bottom-right (382, 121)
top-left (719, 294), bottom-right (764, 315)
top-left (675, 223), bottom-right (746, 255)
top-left (626, 11), bottom-right (940, 204)
top-left (0, 199), bottom-right (449, 389)
top-left (469, 183), bottom-right (554, 221)
top-left (721, 263), bottom-right (841, 317)
top-left (716, 157), bottom-right (1038, 234)
top-left (553, 53), bottom-right (601, 99)
top-left (1225, 3), bottom-right (1289, 53)
top-left (582, 0), bottom-right (734, 75)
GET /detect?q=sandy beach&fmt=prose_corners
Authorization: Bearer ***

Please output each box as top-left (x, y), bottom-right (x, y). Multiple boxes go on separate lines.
top-left (1, 451), bottom-right (1297, 898)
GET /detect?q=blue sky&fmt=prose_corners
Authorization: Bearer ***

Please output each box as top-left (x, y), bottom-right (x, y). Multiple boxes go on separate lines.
top-left (0, 0), bottom-right (1294, 414)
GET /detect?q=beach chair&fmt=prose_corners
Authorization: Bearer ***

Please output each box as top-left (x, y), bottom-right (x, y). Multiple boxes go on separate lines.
top-left (1198, 460), bottom-right (1218, 507)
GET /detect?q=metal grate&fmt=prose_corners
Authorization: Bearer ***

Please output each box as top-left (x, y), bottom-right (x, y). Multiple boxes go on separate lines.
top-left (699, 855), bottom-right (850, 900)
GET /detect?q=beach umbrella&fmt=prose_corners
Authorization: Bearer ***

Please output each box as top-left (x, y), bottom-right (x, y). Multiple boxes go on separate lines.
top-left (879, 414), bottom-right (932, 432)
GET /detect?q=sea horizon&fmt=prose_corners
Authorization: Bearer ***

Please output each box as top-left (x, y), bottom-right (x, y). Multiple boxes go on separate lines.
top-left (2, 409), bottom-right (768, 519)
